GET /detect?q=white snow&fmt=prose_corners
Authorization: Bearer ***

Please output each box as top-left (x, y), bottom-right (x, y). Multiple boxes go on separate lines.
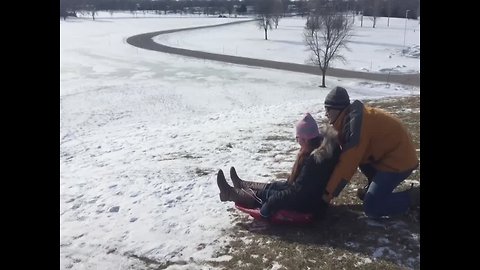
top-left (60, 11), bottom-right (420, 269)
top-left (154, 15), bottom-right (420, 74)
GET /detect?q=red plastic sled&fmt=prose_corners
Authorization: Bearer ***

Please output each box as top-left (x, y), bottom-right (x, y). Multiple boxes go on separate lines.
top-left (234, 203), bottom-right (315, 225)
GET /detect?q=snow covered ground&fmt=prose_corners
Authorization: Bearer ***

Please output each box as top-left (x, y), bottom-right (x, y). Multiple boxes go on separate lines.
top-left (60, 12), bottom-right (420, 269)
top-left (153, 15), bottom-right (420, 74)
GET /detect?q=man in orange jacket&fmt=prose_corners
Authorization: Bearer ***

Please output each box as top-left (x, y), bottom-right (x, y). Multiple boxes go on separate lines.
top-left (321, 86), bottom-right (419, 218)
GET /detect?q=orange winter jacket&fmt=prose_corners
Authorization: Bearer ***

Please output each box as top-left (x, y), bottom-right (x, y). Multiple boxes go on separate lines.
top-left (324, 100), bottom-right (419, 199)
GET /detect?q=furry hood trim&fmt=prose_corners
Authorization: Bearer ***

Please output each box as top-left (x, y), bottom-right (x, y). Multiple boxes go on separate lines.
top-left (311, 125), bottom-right (338, 163)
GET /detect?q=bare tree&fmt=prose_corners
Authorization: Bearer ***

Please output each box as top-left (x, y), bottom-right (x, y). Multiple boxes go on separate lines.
top-left (281, 0), bottom-right (291, 16)
top-left (255, 0), bottom-right (276, 40)
top-left (370, 15), bottom-right (376, 28)
top-left (271, 0), bottom-right (284, 28)
top-left (386, 0), bottom-right (392, 27)
top-left (226, 1), bottom-right (234, 16)
top-left (360, 11), bottom-right (364, 27)
top-left (304, 12), bottom-right (354, 88)
top-left (369, 0), bottom-right (381, 28)
top-left (81, 0), bottom-right (97, 20)
top-left (272, 15), bottom-right (280, 29)
top-left (257, 15), bottom-right (274, 40)
top-left (91, 6), bottom-right (96, 20)
top-left (60, 0), bottom-right (82, 20)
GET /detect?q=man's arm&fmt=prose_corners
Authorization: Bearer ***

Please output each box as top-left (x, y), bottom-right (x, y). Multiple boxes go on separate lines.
top-left (324, 100), bottom-right (367, 201)
top-left (323, 141), bottom-right (368, 201)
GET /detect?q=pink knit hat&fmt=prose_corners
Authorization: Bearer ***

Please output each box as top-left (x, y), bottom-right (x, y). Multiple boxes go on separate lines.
top-left (296, 113), bottom-right (320, 140)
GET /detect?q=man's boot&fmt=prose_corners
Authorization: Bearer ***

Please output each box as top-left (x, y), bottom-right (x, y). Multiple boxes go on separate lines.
top-left (230, 167), bottom-right (269, 191)
top-left (356, 183), bottom-right (370, 202)
top-left (357, 165), bottom-right (375, 202)
top-left (409, 184), bottom-right (420, 208)
top-left (217, 170), bottom-right (261, 208)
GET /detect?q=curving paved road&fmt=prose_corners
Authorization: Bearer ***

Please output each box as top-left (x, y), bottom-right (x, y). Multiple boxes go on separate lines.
top-left (126, 20), bottom-right (420, 87)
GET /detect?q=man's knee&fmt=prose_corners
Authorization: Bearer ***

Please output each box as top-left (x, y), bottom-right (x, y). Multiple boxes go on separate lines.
top-left (359, 164), bottom-right (377, 183)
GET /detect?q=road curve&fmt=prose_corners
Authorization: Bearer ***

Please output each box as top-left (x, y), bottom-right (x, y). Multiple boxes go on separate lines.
top-left (126, 20), bottom-right (420, 87)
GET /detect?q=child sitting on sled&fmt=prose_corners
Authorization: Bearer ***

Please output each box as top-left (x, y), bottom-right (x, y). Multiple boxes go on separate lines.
top-left (216, 113), bottom-right (341, 219)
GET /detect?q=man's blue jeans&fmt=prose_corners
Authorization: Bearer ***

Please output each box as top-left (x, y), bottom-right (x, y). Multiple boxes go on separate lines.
top-left (363, 169), bottom-right (413, 218)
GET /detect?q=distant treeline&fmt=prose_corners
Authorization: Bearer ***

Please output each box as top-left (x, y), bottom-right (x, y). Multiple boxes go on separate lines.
top-left (60, 0), bottom-right (419, 19)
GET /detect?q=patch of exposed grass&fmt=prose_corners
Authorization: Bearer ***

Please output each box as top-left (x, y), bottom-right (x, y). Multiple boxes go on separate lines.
top-left (265, 135), bottom-right (293, 141)
top-left (209, 95), bottom-right (420, 270)
top-left (195, 167), bottom-right (213, 177)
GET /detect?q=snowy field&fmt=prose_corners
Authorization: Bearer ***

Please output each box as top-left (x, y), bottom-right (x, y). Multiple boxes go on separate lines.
top-left (153, 14), bottom-right (420, 74)
top-left (60, 12), bottom-right (420, 269)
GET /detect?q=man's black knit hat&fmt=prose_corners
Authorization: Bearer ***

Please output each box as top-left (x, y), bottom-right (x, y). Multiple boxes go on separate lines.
top-left (324, 86), bottom-right (350, 110)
